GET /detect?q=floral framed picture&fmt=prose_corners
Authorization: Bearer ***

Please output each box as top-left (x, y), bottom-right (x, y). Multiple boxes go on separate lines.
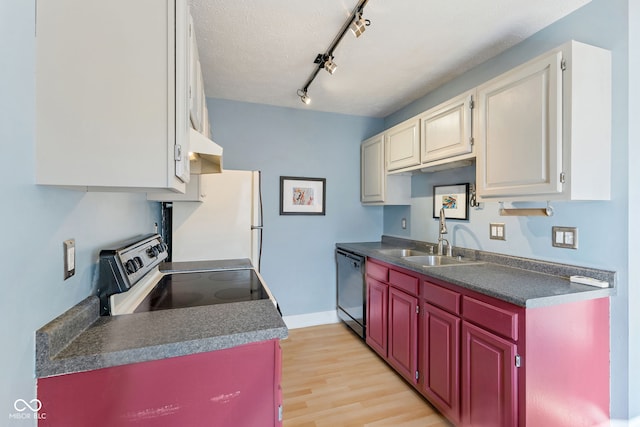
top-left (433, 183), bottom-right (469, 220)
top-left (280, 176), bottom-right (326, 215)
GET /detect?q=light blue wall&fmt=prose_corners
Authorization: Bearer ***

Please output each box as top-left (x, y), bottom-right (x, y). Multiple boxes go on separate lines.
top-left (207, 98), bottom-right (384, 316)
top-left (1, 1), bottom-right (161, 424)
top-left (382, 0), bottom-right (637, 419)
top-left (627, 0), bottom-right (640, 417)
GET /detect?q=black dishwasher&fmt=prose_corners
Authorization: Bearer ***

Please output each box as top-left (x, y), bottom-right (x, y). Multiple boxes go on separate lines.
top-left (336, 249), bottom-right (366, 338)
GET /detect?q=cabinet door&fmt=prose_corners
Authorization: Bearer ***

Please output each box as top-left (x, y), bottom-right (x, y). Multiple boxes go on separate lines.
top-left (366, 277), bottom-right (388, 357)
top-left (174, 0), bottom-right (190, 183)
top-left (36, 0), bottom-right (190, 191)
top-left (388, 287), bottom-right (418, 384)
top-left (421, 91), bottom-right (474, 163)
top-left (476, 51), bottom-right (562, 199)
top-left (188, 13), bottom-right (203, 132)
top-left (361, 135), bottom-right (385, 203)
top-left (462, 321), bottom-right (518, 427)
top-left (386, 119), bottom-right (420, 171)
top-left (422, 303), bottom-right (460, 423)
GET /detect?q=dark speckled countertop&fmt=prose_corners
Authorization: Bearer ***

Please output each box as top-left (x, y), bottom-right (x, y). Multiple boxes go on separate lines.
top-left (36, 259), bottom-right (287, 378)
top-left (337, 236), bottom-right (615, 308)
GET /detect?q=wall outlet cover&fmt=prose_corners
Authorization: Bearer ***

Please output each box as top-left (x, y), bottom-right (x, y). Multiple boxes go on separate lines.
top-left (63, 239), bottom-right (75, 280)
top-left (490, 223), bottom-right (506, 240)
top-left (552, 226), bottom-right (578, 249)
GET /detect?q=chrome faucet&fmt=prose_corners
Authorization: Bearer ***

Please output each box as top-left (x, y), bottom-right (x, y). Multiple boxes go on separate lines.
top-left (437, 208), bottom-right (452, 256)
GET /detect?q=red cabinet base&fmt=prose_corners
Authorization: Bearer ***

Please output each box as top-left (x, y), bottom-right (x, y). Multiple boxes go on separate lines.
top-left (37, 340), bottom-right (282, 427)
top-left (365, 258), bottom-right (610, 427)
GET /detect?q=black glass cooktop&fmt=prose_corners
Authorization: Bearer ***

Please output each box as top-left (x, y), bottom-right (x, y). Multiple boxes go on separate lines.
top-left (134, 269), bottom-right (269, 313)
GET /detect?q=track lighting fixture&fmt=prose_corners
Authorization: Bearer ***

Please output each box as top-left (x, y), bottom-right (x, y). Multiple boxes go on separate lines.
top-left (297, 89), bottom-right (311, 105)
top-left (324, 56), bottom-right (337, 75)
top-left (296, 0), bottom-right (370, 106)
top-left (315, 53), bottom-right (338, 75)
top-left (350, 13), bottom-right (369, 38)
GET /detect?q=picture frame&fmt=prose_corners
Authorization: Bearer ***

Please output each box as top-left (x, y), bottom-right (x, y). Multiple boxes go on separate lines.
top-left (433, 183), bottom-right (469, 220)
top-left (280, 176), bottom-right (326, 215)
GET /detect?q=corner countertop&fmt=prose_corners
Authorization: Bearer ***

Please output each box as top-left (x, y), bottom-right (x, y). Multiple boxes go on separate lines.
top-left (36, 260), bottom-right (287, 378)
top-left (337, 238), bottom-right (615, 308)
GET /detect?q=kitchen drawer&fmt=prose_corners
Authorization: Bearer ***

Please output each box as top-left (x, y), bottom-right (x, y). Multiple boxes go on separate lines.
top-left (389, 269), bottom-right (419, 296)
top-left (462, 296), bottom-right (518, 341)
top-left (367, 261), bottom-right (389, 282)
top-left (423, 281), bottom-right (460, 315)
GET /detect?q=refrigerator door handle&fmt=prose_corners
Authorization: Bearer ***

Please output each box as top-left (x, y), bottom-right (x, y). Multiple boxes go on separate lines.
top-left (251, 225), bottom-right (263, 230)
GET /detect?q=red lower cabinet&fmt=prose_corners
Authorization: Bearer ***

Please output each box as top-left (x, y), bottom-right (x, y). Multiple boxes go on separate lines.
top-left (366, 260), bottom-right (419, 385)
top-left (366, 277), bottom-right (388, 357)
top-left (388, 287), bottom-right (418, 384)
top-left (37, 340), bottom-right (283, 427)
top-left (462, 321), bottom-right (517, 427)
top-left (422, 302), bottom-right (461, 424)
top-left (364, 258), bottom-right (610, 427)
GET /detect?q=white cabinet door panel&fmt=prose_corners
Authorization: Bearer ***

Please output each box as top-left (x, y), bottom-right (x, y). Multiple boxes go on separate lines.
top-left (477, 52), bottom-right (562, 198)
top-left (421, 92), bottom-right (474, 163)
top-left (361, 135), bottom-right (385, 203)
top-left (386, 119), bottom-right (420, 171)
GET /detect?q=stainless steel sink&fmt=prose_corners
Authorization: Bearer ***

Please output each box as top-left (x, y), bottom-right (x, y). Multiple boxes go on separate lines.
top-left (378, 248), bottom-right (428, 257)
top-left (403, 255), bottom-right (484, 267)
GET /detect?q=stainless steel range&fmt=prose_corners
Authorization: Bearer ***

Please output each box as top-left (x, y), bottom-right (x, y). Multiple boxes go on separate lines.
top-left (97, 234), bottom-right (275, 316)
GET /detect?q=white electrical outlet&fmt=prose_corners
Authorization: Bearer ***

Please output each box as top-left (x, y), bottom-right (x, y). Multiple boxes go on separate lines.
top-left (490, 223), bottom-right (506, 240)
top-left (63, 239), bottom-right (75, 280)
top-left (552, 226), bottom-right (578, 249)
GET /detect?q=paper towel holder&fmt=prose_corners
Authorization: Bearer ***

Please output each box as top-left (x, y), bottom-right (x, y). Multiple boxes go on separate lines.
top-left (499, 201), bottom-right (554, 217)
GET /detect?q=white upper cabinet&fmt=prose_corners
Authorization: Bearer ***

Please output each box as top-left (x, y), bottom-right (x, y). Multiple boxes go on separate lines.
top-left (188, 13), bottom-right (205, 133)
top-left (386, 119), bottom-right (421, 171)
top-left (361, 133), bottom-right (411, 205)
top-left (361, 134), bottom-right (386, 203)
top-left (420, 91), bottom-right (474, 164)
top-left (36, 0), bottom-right (190, 192)
top-left (476, 40), bottom-right (611, 201)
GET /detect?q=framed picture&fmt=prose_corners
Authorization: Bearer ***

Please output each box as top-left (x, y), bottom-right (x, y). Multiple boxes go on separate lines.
top-left (280, 176), bottom-right (326, 215)
top-left (433, 183), bottom-right (469, 220)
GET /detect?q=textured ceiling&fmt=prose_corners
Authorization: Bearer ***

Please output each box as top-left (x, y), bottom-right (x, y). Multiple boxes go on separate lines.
top-left (189, 0), bottom-right (590, 118)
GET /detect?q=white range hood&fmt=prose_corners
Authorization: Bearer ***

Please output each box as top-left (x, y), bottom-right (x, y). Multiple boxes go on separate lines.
top-left (189, 127), bottom-right (223, 174)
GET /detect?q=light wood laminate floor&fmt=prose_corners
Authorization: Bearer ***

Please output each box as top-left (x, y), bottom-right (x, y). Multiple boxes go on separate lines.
top-left (281, 323), bottom-right (451, 427)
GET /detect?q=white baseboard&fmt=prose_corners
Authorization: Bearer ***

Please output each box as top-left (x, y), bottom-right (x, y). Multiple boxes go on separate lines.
top-left (601, 416), bottom-right (640, 427)
top-left (282, 310), bottom-right (340, 329)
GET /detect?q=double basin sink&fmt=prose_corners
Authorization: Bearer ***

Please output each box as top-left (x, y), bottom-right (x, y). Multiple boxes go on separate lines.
top-left (377, 248), bottom-right (484, 267)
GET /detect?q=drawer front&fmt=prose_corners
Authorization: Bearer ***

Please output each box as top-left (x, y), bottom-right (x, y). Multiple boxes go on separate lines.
top-left (389, 269), bottom-right (419, 296)
top-left (423, 281), bottom-right (460, 315)
top-left (367, 261), bottom-right (388, 282)
top-left (462, 296), bottom-right (518, 341)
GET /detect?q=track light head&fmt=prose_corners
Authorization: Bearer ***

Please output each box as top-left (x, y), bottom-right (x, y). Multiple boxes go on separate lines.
top-left (324, 56), bottom-right (337, 74)
top-left (297, 89), bottom-right (311, 105)
top-left (350, 14), bottom-right (367, 37)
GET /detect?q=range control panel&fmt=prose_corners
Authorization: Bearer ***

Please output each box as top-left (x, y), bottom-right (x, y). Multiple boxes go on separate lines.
top-left (116, 235), bottom-right (168, 284)
top-left (97, 234), bottom-right (169, 315)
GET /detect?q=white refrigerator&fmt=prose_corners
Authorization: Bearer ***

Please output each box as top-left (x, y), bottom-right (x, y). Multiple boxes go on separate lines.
top-left (171, 170), bottom-right (263, 268)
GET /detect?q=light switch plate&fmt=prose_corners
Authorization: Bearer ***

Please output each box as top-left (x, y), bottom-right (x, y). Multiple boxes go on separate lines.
top-left (552, 226), bottom-right (578, 249)
top-left (63, 239), bottom-right (75, 280)
top-left (490, 223), bottom-right (506, 240)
